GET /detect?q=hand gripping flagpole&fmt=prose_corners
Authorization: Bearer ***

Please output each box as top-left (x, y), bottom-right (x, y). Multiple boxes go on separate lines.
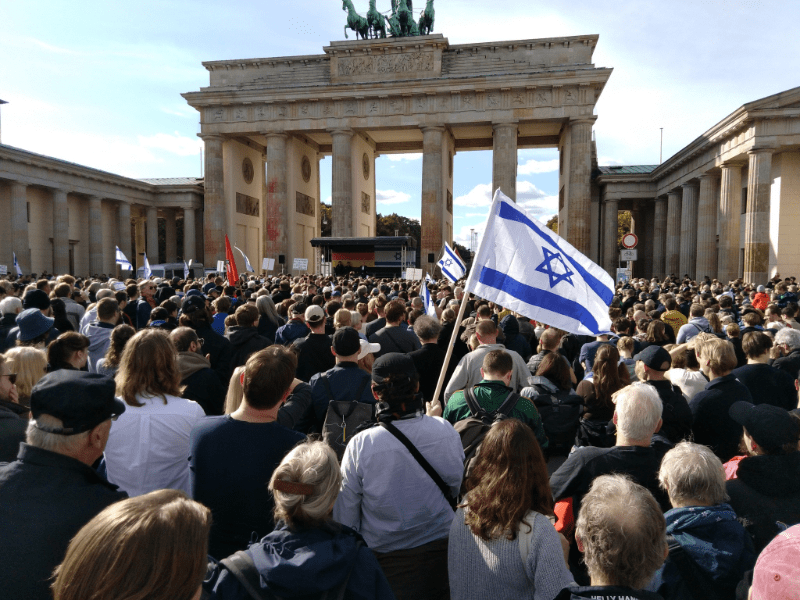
top-left (428, 210), bottom-right (494, 415)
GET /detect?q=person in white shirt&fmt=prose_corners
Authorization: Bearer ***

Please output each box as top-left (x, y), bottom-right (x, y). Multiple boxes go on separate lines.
top-left (104, 328), bottom-right (205, 496)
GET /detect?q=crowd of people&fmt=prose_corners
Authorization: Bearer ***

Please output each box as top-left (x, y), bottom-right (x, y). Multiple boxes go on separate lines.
top-left (0, 269), bottom-right (799, 600)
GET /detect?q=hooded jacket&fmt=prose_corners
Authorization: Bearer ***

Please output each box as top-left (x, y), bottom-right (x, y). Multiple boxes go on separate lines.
top-left (676, 317), bottom-right (712, 344)
top-left (226, 326), bottom-right (271, 371)
top-left (500, 315), bottom-right (533, 362)
top-left (176, 351), bottom-right (226, 416)
top-left (85, 321), bottom-right (114, 373)
top-left (726, 451), bottom-right (800, 553)
top-left (648, 504), bottom-right (755, 600)
top-left (204, 521), bottom-right (395, 600)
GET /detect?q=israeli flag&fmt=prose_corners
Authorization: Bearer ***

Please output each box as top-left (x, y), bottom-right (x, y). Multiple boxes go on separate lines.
top-left (13, 252), bottom-right (22, 276)
top-left (437, 242), bottom-right (466, 283)
top-left (421, 274), bottom-right (437, 317)
top-left (465, 189), bottom-right (614, 336)
top-left (234, 246), bottom-right (254, 273)
top-left (184, 261), bottom-right (190, 280)
top-left (142, 253), bottom-right (152, 279)
top-left (115, 246), bottom-right (133, 271)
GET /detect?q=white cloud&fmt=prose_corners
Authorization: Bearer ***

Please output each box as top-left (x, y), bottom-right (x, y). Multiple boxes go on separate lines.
top-left (138, 132), bottom-right (202, 156)
top-left (384, 153), bottom-right (422, 162)
top-left (518, 158), bottom-right (559, 175)
top-left (323, 196), bottom-right (332, 205)
top-left (160, 105), bottom-right (198, 119)
top-left (377, 189), bottom-right (411, 205)
top-left (454, 183), bottom-right (493, 207)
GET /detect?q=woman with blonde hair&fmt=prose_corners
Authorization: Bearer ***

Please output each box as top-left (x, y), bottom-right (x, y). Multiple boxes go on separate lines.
top-left (256, 294), bottom-right (284, 341)
top-left (205, 441), bottom-right (394, 599)
top-left (104, 328), bottom-right (205, 496)
top-left (52, 489), bottom-right (211, 600)
top-left (449, 419), bottom-right (573, 600)
top-left (333, 307), bottom-right (352, 329)
top-left (3, 346), bottom-right (47, 407)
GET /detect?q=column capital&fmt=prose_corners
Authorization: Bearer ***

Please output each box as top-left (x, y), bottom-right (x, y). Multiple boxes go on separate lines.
top-left (198, 133), bottom-right (224, 142)
top-left (680, 181), bottom-right (699, 190)
top-left (667, 190), bottom-right (682, 198)
top-left (720, 160), bottom-right (745, 170)
top-left (697, 172), bottom-right (716, 181)
top-left (492, 121), bottom-right (518, 131)
top-left (748, 146), bottom-right (775, 156)
top-left (603, 197), bottom-right (620, 205)
top-left (420, 124), bottom-right (446, 133)
top-left (264, 132), bottom-right (289, 140)
top-left (329, 128), bottom-right (354, 138)
top-left (569, 116), bottom-right (597, 126)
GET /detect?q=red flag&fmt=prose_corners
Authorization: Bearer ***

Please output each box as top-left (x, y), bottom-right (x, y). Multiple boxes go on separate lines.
top-left (224, 235), bottom-right (239, 283)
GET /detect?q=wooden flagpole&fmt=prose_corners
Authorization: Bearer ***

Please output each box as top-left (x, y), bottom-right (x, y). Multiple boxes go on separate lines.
top-left (428, 292), bottom-right (470, 415)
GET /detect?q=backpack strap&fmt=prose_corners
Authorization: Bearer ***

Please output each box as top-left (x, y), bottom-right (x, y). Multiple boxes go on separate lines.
top-left (326, 376), bottom-right (372, 419)
top-left (495, 391), bottom-right (522, 418)
top-left (463, 386), bottom-right (486, 418)
top-left (379, 421), bottom-right (457, 510)
top-left (320, 375), bottom-right (335, 403)
top-left (220, 551), bottom-right (281, 600)
top-left (666, 535), bottom-right (718, 600)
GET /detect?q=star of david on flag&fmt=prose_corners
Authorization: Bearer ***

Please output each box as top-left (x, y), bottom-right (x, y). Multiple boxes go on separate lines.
top-left (464, 189), bottom-right (614, 336)
top-left (437, 242), bottom-right (466, 283)
top-left (115, 246), bottom-right (133, 271)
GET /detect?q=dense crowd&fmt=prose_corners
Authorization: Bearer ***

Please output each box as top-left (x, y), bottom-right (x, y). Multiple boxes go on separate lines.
top-left (0, 270), bottom-right (799, 600)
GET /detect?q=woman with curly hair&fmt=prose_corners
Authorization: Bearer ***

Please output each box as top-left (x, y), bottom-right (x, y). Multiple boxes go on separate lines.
top-left (104, 328), bottom-right (205, 496)
top-left (575, 344), bottom-right (630, 448)
top-left (94, 324), bottom-right (135, 377)
top-left (448, 419), bottom-right (572, 600)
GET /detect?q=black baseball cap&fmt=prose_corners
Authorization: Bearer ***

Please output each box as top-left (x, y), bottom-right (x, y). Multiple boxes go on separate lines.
top-left (634, 345), bottom-right (672, 371)
top-left (730, 401), bottom-right (799, 453)
top-left (182, 295), bottom-right (206, 315)
top-left (372, 353), bottom-right (417, 383)
top-left (332, 327), bottom-right (361, 356)
top-left (22, 289), bottom-right (51, 311)
top-left (31, 371), bottom-right (125, 435)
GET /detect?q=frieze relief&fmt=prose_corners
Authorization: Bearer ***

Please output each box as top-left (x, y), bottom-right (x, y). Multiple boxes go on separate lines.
top-left (337, 52), bottom-right (434, 77)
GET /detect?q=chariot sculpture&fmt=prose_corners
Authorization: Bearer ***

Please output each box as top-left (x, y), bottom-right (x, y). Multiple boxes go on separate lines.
top-left (343, 0), bottom-right (435, 40)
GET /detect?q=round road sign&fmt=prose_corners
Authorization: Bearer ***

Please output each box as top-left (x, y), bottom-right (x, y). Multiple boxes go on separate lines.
top-left (622, 233), bottom-right (638, 249)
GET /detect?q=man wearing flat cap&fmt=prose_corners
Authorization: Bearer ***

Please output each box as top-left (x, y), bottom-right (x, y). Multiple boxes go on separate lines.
top-left (726, 402), bottom-right (800, 553)
top-left (0, 370), bottom-right (128, 600)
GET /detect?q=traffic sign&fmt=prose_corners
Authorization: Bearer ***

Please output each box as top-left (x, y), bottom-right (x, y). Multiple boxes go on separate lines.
top-left (621, 233), bottom-right (638, 249)
top-left (620, 249), bottom-right (638, 261)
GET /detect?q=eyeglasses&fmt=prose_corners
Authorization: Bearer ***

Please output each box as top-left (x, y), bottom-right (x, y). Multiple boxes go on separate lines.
top-left (2, 373), bottom-right (17, 385)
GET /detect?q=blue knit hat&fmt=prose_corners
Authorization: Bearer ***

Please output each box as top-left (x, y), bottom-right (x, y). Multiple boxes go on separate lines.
top-left (16, 308), bottom-right (55, 342)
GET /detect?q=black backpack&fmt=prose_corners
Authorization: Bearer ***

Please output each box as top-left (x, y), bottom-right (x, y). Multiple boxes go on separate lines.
top-left (528, 385), bottom-right (583, 456)
top-left (453, 386), bottom-right (521, 491)
top-left (320, 375), bottom-right (373, 461)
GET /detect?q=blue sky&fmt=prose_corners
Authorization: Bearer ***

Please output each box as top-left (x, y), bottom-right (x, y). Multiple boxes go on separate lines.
top-left (2, 0), bottom-right (797, 247)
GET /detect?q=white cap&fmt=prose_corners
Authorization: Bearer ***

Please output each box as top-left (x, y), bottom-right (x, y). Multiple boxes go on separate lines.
top-left (358, 338), bottom-right (381, 360)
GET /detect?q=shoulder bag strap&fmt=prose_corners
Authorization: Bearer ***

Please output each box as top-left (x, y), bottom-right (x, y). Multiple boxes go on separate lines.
top-left (379, 421), bottom-right (457, 510)
top-left (220, 551), bottom-right (282, 600)
top-left (320, 375), bottom-right (335, 403)
top-left (495, 390), bottom-right (522, 417)
top-left (666, 535), bottom-right (718, 600)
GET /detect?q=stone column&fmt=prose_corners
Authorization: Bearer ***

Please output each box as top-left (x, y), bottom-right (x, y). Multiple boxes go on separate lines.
top-left (652, 197), bottom-right (667, 279)
top-left (603, 199), bottom-right (619, 275)
top-left (678, 183), bottom-right (699, 279)
top-left (629, 206), bottom-right (641, 278)
top-left (117, 200), bottom-right (132, 266)
top-left (10, 181), bottom-right (30, 271)
top-left (744, 149), bottom-right (774, 284)
top-left (53, 189), bottom-right (70, 275)
top-left (88, 196), bottom-right (103, 276)
top-left (567, 118), bottom-right (595, 255)
top-left (492, 122), bottom-right (518, 201)
top-left (201, 134), bottom-right (225, 265)
top-left (665, 190), bottom-right (682, 277)
top-left (265, 133), bottom-right (289, 260)
top-left (146, 206), bottom-right (159, 263)
top-left (695, 174), bottom-right (717, 280)
top-left (718, 162), bottom-right (743, 283)
top-left (421, 126), bottom-right (445, 272)
top-left (164, 209), bottom-right (177, 263)
top-left (183, 207), bottom-right (196, 262)
top-left (331, 129), bottom-right (354, 238)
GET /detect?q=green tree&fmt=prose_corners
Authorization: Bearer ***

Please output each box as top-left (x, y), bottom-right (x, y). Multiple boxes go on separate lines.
top-left (376, 212), bottom-right (422, 248)
top-left (545, 215), bottom-right (558, 234)
top-left (320, 203), bottom-right (332, 237)
top-left (617, 210), bottom-right (631, 247)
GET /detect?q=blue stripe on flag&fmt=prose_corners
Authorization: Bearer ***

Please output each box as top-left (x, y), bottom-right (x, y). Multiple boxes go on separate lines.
top-left (478, 266), bottom-right (601, 334)
top-left (444, 244), bottom-right (465, 271)
top-left (440, 267), bottom-right (459, 282)
top-left (497, 201), bottom-right (613, 305)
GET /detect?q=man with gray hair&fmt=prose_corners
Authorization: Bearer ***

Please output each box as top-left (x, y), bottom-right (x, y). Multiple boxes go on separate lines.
top-left (408, 315), bottom-right (445, 405)
top-left (555, 474), bottom-right (667, 600)
top-left (550, 382), bottom-right (671, 516)
top-left (0, 295), bottom-right (23, 352)
top-left (772, 326), bottom-right (800, 381)
top-left (0, 370), bottom-right (127, 600)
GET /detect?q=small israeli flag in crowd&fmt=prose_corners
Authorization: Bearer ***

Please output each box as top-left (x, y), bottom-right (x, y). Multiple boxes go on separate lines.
top-left (421, 274), bottom-right (437, 317)
top-left (115, 246), bottom-right (133, 271)
top-left (13, 252), bottom-right (22, 276)
top-left (234, 246), bottom-right (254, 273)
top-left (142, 253), bottom-right (152, 279)
top-left (465, 189), bottom-right (614, 336)
top-left (184, 261), bottom-right (190, 280)
top-left (437, 242), bottom-right (466, 283)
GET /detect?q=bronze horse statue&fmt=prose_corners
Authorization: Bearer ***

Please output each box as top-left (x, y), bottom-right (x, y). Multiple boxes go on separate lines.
top-left (343, 0), bottom-right (369, 40)
top-left (418, 0), bottom-right (434, 35)
top-left (367, 0), bottom-right (386, 38)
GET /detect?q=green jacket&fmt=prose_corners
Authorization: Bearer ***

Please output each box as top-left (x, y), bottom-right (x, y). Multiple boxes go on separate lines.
top-left (443, 380), bottom-right (548, 449)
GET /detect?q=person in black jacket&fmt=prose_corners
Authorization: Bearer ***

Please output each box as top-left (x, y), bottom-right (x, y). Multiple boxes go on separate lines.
top-left (178, 295), bottom-right (233, 387)
top-left (634, 345), bottom-right (693, 444)
top-left (0, 370), bottom-right (128, 600)
top-left (293, 305), bottom-right (334, 382)
top-left (226, 304), bottom-right (272, 372)
top-left (170, 327), bottom-right (227, 415)
top-left (733, 331), bottom-right (797, 410)
top-left (772, 327), bottom-right (800, 380)
top-left (408, 315), bottom-right (445, 405)
top-left (727, 401), bottom-right (800, 553)
top-left (0, 354), bottom-right (27, 463)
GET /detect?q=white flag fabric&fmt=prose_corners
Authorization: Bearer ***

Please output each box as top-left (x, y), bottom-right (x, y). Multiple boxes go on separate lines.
top-left (184, 261), bottom-right (190, 280)
top-left (437, 242), bottom-right (466, 283)
top-left (234, 246), bottom-right (254, 273)
top-left (13, 252), bottom-right (22, 276)
top-left (464, 189), bottom-right (614, 336)
top-left (142, 253), bottom-right (152, 279)
top-left (115, 246), bottom-right (133, 271)
top-left (421, 274), bottom-right (437, 317)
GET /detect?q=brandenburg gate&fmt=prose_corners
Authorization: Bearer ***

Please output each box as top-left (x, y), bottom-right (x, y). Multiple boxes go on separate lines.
top-left (183, 33), bottom-right (612, 272)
